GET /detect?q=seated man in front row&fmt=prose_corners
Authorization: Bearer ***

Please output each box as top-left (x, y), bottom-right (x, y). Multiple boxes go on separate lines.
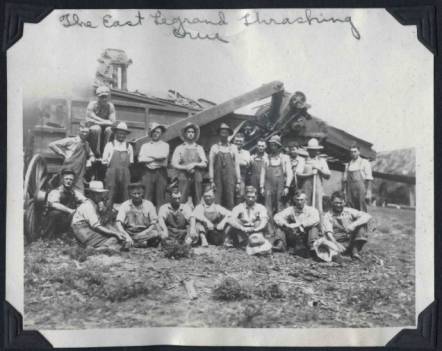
top-left (273, 190), bottom-right (320, 258)
top-left (116, 183), bottom-right (161, 248)
top-left (226, 186), bottom-right (269, 248)
top-left (192, 185), bottom-right (231, 247)
top-left (71, 181), bottom-right (132, 250)
top-left (43, 169), bottom-right (86, 238)
top-left (158, 187), bottom-right (196, 244)
top-left (322, 191), bottom-right (372, 260)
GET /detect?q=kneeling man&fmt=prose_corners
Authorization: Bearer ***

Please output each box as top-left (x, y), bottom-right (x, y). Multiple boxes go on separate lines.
top-left (192, 185), bottom-right (231, 246)
top-left (227, 186), bottom-right (269, 248)
top-left (273, 190), bottom-right (320, 257)
top-left (71, 181), bottom-right (131, 250)
top-left (158, 187), bottom-right (196, 244)
top-left (116, 183), bottom-right (161, 248)
top-left (322, 191), bottom-right (372, 260)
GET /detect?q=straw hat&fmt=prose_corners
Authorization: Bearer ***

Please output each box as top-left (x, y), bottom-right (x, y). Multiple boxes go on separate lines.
top-left (217, 122), bottom-right (233, 135)
top-left (246, 233), bottom-right (272, 256)
top-left (85, 181), bottom-right (109, 194)
top-left (96, 86), bottom-right (110, 96)
top-left (267, 135), bottom-right (282, 147)
top-left (149, 122), bottom-right (167, 136)
top-left (180, 122), bottom-right (200, 142)
top-left (306, 138), bottom-right (323, 150)
top-left (111, 122), bottom-right (130, 134)
top-left (312, 237), bottom-right (344, 262)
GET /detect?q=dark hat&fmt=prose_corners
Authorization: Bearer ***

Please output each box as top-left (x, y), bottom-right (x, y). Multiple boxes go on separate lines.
top-left (61, 168), bottom-right (76, 177)
top-left (217, 123), bottom-right (233, 135)
top-left (128, 182), bottom-right (145, 190)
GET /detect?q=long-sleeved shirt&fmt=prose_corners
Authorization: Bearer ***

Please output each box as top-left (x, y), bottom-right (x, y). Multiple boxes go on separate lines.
top-left (47, 185), bottom-right (86, 206)
top-left (208, 143), bottom-right (240, 179)
top-left (231, 202), bottom-right (268, 225)
top-left (171, 142), bottom-right (207, 168)
top-left (260, 153), bottom-right (293, 187)
top-left (138, 140), bottom-right (170, 169)
top-left (49, 136), bottom-right (94, 160)
top-left (116, 199), bottom-right (158, 229)
top-left (71, 199), bottom-right (101, 228)
top-left (102, 141), bottom-right (134, 165)
top-left (192, 203), bottom-right (231, 222)
top-left (322, 207), bottom-right (371, 233)
top-left (300, 156), bottom-right (331, 177)
top-left (158, 203), bottom-right (194, 223)
top-left (273, 205), bottom-right (320, 228)
top-left (344, 157), bottom-right (373, 181)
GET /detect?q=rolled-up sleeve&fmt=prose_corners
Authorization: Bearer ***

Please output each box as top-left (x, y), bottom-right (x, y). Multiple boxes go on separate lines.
top-left (84, 203), bottom-right (101, 228)
top-left (47, 189), bottom-right (60, 204)
top-left (322, 212), bottom-right (334, 233)
top-left (147, 202), bottom-right (158, 223)
top-left (198, 145), bottom-right (208, 165)
top-left (273, 207), bottom-right (292, 226)
top-left (303, 207), bottom-right (320, 227)
top-left (362, 159), bottom-right (374, 180)
top-left (171, 145), bottom-right (183, 167)
top-left (116, 203), bottom-right (128, 223)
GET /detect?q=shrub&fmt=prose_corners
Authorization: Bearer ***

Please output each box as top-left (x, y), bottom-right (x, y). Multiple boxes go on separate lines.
top-left (213, 277), bottom-right (250, 301)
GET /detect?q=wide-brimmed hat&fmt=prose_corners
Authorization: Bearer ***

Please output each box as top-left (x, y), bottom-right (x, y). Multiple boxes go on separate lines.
top-left (96, 86), bottom-right (110, 96)
top-left (217, 123), bottom-right (233, 135)
top-left (180, 122), bottom-right (200, 142)
top-left (85, 181), bottom-right (109, 194)
top-left (306, 138), bottom-right (323, 150)
top-left (313, 237), bottom-right (344, 262)
top-left (267, 135), bottom-right (282, 147)
top-left (111, 122), bottom-right (130, 134)
top-left (149, 122), bottom-right (167, 136)
top-left (246, 233), bottom-right (272, 256)
top-left (127, 182), bottom-right (145, 190)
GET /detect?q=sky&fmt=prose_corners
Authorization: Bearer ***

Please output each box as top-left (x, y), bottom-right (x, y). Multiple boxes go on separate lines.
top-left (9, 8), bottom-right (433, 151)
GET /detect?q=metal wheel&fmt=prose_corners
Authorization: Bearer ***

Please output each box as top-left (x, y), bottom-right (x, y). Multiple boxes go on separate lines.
top-left (23, 154), bottom-right (48, 241)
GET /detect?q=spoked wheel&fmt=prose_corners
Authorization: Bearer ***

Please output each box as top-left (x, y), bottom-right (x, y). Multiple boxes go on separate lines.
top-left (23, 154), bottom-right (48, 242)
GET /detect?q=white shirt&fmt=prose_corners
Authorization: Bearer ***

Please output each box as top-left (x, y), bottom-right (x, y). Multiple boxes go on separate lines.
top-left (138, 140), bottom-right (170, 169)
top-left (344, 157), bottom-right (373, 181)
top-left (102, 141), bottom-right (134, 165)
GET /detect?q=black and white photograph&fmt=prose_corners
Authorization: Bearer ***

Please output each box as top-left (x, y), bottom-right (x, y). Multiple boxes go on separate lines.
top-left (6, 7), bottom-right (434, 347)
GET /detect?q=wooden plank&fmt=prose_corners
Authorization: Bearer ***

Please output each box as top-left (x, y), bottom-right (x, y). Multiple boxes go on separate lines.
top-left (372, 171), bottom-right (416, 185)
top-left (134, 81), bottom-right (283, 148)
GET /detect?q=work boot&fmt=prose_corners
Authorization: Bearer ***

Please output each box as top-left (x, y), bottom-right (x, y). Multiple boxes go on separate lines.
top-left (272, 240), bottom-right (285, 252)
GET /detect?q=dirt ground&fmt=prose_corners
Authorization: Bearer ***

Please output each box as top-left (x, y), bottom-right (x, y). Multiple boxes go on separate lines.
top-left (24, 206), bottom-right (415, 329)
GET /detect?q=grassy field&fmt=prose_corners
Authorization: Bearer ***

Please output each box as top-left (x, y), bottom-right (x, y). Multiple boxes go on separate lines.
top-left (24, 206), bottom-right (415, 329)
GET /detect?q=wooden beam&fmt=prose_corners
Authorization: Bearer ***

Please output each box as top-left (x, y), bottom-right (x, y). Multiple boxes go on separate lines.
top-left (134, 81), bottom-right (284, 149)
top-left (372, 171), bottom-right (416, 185)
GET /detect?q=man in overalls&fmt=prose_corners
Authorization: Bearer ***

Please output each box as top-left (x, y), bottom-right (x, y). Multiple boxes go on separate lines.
top-left (171, 123), bottom-right (208, 206)
top-left (208, 123), bottom-right (241, 210)
top-left (102, 122), bottom-right (133, 206)
top-left (71, 181), bottom-right (131, 250)
top-left (298, 138), bottom-right (331, 213)
top-left (158, 187), bottom-right (196, 244)
top-left (49, 122), bottom-right (95, 191)
top-left (249, 139), bottom-right (268, 203)
top-left (116, 183), bottom-right (161, 248)
top-left (138, 122), bottom-right (169, 209)
top-left (259, 135), bottom-right (293, 235)
top-left (343, 144), bottom-right (373, 212)
top-left (227, 186), bottom-right (269, 248)
top-left (86, 86), bottom-right (116, 157)
top-left (287, 141), bottom-right (306, 202)
top-left (233, 133), bottom-right (252, 204)
top-left (192, 185), bottom-right (231, 246)
top-left (43, 169), bottom-right (86, 238)
top-left (322, 191), bottom-right (372, 260)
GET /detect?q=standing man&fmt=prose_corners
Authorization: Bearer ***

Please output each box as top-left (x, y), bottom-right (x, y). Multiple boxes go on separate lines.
top-left (249, 139), bottom-right (268, 203)
top-left (86, 86), bottom-right (116, 157)
top-left (49, 122), bottom-right (95, 191)
top-left (322, 191), bottom-right (372, 260)
top-left (102, 122), bottom-right (133, 205)
top-left (138, 122), bottom-right (169, 208)
top-left (298, 138), bottom-right (331, 213)
top-left (158, 187), bottom-right (196, 244)
top-left (343, 144), bottom-right (373, 212)
top-left (287, 141), bottom-right (306, 195)
top-left (116, 183), bottom-right (161, 248)
top-left (209, 123), bottom-right (241, 210)
top-left (260, 135), bottom-right (293, 226)
top-left (43, 169), bottom-right (86, 238)
top-left (233, 133), bottom-right (252, 204)
top-left (171, 123), bottom-right (208, 206)
top-left (227, 186), bottom-right (269, 248)
top-left (71, 181), bottom-right (131, 250)
top-left (273, 190), bottom-right (320, 257)
top-left (192, 185), bottom-right (231, 246)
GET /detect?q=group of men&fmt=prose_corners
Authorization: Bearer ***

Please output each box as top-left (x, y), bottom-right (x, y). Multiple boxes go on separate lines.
top-left (44, 86), bottom-right (375, 261)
